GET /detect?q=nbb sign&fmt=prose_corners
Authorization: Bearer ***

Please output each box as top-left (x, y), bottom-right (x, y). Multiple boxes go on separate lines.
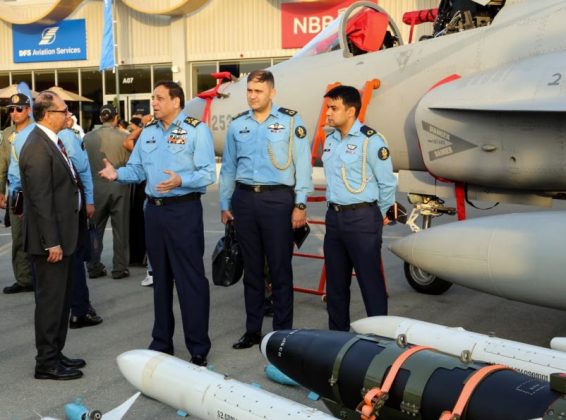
top-left (281, 0), bottom-right (359, 49)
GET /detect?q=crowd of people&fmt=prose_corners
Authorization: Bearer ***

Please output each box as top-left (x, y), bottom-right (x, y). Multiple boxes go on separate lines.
top-left (0, 70), bottom-right (396, 380)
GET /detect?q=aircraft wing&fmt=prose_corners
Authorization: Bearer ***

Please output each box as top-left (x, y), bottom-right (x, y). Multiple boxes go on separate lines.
top-left (423, 52), bottom-right (566, 112)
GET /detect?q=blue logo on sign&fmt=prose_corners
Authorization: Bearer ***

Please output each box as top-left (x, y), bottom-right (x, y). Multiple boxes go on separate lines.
top-left (13, 19), bottom-right (87, 63)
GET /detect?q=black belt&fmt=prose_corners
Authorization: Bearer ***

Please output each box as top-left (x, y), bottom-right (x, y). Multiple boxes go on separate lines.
top-left (328, 201), bottom-right (377, 212)
top-left (236, 182), bottom-right (291, 193)
top-left (147, 193), bottom-right (201, 206)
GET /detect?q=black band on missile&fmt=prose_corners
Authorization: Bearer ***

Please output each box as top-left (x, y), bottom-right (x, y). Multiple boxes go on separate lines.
top-left (402, 349), bottom-right (472, 416)
top-left (264, 330), bottom-right (561, 420)
top-left (332, 335), bottom-right (380, 405)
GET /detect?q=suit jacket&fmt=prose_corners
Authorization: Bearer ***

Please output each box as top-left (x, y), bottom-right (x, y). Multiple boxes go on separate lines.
top-left (19, 125), bottom-right (86, 256)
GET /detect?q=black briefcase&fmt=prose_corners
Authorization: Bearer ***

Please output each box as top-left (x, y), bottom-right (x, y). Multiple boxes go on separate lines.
top-left (212, 223), bottom-right (244, 287)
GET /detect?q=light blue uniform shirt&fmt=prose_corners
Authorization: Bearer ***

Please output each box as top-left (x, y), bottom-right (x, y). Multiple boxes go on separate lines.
top-left (8, 123), bottom-right (35, 195)
top-left (322, 120), bottom-right (397, 216)
top-left (59, 127), bottom-right (94, 205)
top-left (219, 104), bottom-right (313, 211)
top-left (116, 112), bottom-right (216, 196)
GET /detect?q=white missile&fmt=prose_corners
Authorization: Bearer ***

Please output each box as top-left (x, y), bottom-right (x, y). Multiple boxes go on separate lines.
top-left (389, 211), bottom-right (566, 310)
top-left (351, 316), bottom-right (566, 381)
top-left (116, 349), bottom-right (334, 420)
top-left (551, 338), bottom-right (566, 352)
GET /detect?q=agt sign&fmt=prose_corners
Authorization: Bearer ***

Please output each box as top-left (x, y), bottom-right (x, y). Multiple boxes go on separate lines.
top-left (13, 19), bottom-right (87, 63)
top-left (281, 0), bottom-right (359, 49)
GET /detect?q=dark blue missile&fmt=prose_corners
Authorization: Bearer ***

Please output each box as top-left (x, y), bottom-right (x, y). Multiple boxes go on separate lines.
top-left (261, 329), bottom-right (565, 420)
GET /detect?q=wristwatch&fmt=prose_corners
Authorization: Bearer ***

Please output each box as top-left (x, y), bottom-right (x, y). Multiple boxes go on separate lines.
top-left (294, 203), bottom-right (307, 210)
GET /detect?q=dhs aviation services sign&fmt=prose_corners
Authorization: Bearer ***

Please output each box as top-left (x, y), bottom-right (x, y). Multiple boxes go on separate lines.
top-left (13, 19), bottom-right (87, 63)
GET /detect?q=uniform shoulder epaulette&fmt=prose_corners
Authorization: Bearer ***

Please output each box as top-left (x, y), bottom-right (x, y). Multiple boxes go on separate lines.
top-left (232, 110), bottom-right (249, 120)
top-left (184, 116), bottom-right (202, 127)
top-left (360, 125), bottom-right (377, 137)
top-left (278, 107), bottom-right (298, 117)
top-left (145, 119), bottom-right (158, 128)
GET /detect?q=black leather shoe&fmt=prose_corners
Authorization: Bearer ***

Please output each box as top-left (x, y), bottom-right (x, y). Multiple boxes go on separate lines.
top-left (60, 354), bottom-right (86, 369)
top-left (232, 332), bottom-right (262, 349)
top-left (111, 269), bottom-right (130, 279)
top-left (88, 267), bottom-right (107, 279)
top-left (69, 312), bottom-right (103, 329)
top-left (264, 296), bottom-right (274, 317)
top-left (3, 283), bottom-right (33, 294)
top-left (190, 355), bottom-right (208, 367)
top-left (35, 364), bottom-right (83, 380)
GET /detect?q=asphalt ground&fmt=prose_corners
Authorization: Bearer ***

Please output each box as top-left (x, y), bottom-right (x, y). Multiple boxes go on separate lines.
top-left (1, 178), bottom-right (565, 419)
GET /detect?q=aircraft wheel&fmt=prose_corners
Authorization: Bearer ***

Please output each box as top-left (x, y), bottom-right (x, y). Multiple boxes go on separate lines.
top-left (404, 262), bottom-right (452, 295)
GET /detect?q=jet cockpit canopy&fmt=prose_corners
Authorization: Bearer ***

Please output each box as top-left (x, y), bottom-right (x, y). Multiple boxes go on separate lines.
top-left (292, 1), bottom-right (403, 60)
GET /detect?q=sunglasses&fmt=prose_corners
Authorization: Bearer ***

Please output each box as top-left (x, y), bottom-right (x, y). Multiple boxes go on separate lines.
top-left (48, 107), bottom-right (69, 115)
top-left (9, 106), bottom-right (26, 113)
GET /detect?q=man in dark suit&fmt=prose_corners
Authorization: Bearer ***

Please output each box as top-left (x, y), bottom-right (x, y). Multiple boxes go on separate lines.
top-left (19, 91), bottom-right (87, 380)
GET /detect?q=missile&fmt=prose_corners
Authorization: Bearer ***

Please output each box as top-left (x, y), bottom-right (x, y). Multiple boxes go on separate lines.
top-left (116, 349), bottom-right (335, 420)
top-left (261, 329), bottom-right (566, 420)
top-left (552, 338), bottom-right (566, 352)
top-left (389, 211), bottom-right (566, 310)
top-left (350, 316), bottom-right (566, 381)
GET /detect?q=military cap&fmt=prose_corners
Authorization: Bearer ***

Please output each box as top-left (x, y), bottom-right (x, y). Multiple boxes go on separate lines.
top-left (8, 93), bottom-right (31, 107)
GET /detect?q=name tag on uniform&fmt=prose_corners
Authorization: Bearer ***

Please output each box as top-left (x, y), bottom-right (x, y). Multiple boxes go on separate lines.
top-left (146, 139), bottom-right (156, 144)
top-left (239, 127), bottom-right (250, 134)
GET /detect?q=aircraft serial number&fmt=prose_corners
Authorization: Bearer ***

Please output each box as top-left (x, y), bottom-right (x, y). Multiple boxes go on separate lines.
top-left (217, 410), bottom-right (237, 420)
top-left (211, 114), bottom-right (233, 131)
top-left (548, 73), bottom-right (561, 86)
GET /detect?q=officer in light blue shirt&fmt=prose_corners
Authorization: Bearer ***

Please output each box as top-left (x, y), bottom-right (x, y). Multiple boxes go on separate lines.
top-left (321, 85), bottom-right (397, 331)
top-left (99, 81), bottom-right (215, 367)
top-left (8, 123), bottom-right (34, 195)
top-left (219, 70), bottom-right (313, 350)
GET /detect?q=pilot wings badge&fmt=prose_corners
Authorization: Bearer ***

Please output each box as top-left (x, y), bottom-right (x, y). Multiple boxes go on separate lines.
top-left (268, 123), bottom-right (285, 133)
top-left (346, 144), bottom-right (358, 154)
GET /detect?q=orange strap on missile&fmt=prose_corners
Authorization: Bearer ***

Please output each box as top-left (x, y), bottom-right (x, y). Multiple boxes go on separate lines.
top-left (358, 345), bottom-right (432, 420)
top-left (439, 364), bottom-right (510, 420)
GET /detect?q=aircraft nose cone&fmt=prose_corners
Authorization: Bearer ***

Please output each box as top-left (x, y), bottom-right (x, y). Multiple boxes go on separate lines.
top-left (184, 97), bottom-right (206, 119)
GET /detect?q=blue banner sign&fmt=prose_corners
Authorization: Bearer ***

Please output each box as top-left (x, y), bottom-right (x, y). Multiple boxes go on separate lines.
top-left (13, 19), bottom-right (87, 63)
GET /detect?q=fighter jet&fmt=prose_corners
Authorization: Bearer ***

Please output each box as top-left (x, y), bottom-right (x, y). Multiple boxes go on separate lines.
top-left (185, 0), bottom-right (566, 307)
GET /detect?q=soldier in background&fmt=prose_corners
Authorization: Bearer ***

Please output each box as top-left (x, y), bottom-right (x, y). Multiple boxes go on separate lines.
top-left (83, 104), bottom-right (131, 279)
top-left (1, 93), bottom-right (34, 294)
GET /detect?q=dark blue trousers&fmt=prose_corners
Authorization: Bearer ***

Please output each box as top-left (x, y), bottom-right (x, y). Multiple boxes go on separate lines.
top-left (324, 205), bottom-right (387, 331)
top-left (232, 187), bottom-right (294, 333)
top-left (71, 236), bottom-right (90, 317)
top-left (145, 198), bottom-right (211, 357)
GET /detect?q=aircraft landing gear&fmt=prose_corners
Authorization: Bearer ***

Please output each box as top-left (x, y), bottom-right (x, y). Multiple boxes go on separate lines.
top-left (403, 194), bottom-right (455, 295)
top-left (404, 262), bottom-right (452, 295)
